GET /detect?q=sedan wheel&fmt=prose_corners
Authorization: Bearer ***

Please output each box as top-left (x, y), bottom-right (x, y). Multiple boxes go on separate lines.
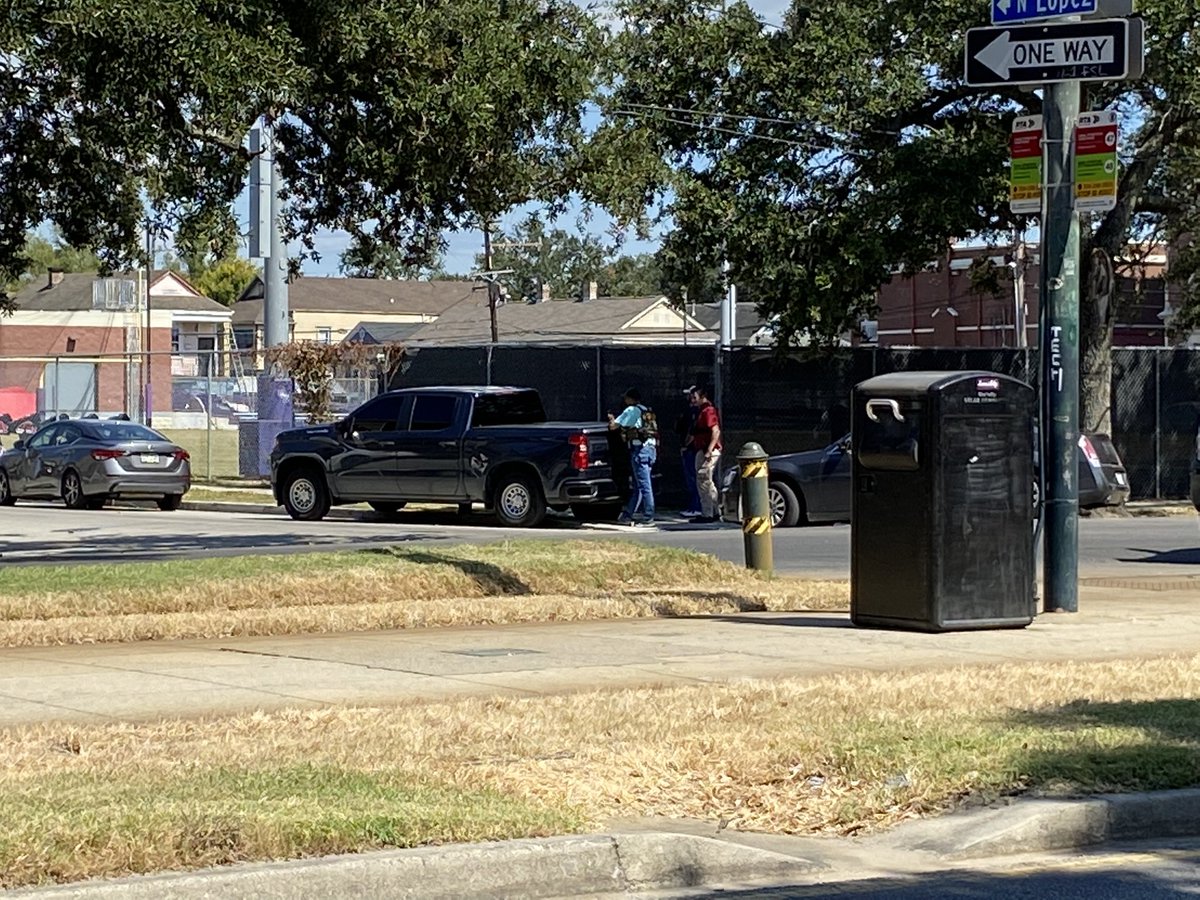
top-left (0, 468), bottom-right (13, 506)
top-left (767, 481), bottom-right (803, 528)
top-left (62, 470), bottom-right (87, 510)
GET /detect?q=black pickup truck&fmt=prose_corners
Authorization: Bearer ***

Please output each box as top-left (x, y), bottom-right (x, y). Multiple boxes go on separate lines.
top-left (269, 386), bottom-right (621, 527)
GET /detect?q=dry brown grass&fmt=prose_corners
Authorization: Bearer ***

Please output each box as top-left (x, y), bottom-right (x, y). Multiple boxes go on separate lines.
top-left (0, 541), bottom-right (847, 647)
top-left (4, 654), bottom-right (1200, 887)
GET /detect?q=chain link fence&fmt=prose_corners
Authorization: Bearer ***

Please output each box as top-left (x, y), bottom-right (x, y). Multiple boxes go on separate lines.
top-left (0, 349), bottom-right (381, 481)
top-left (2, 344), bottom-right (1195, 499)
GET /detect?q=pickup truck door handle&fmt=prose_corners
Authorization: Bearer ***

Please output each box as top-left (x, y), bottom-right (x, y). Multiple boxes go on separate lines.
top-left (438, 441), bottom-right (457, 449)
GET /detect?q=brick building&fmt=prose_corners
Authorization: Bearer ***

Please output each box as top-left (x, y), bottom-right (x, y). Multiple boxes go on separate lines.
top-left (0, 270), bottom-right (231, 425)
top-left (872, 243), bottom-right (1173, 348)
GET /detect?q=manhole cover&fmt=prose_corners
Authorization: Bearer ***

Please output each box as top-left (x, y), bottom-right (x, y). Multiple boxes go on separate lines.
top-left (448, 648), bottom-right (543, 658)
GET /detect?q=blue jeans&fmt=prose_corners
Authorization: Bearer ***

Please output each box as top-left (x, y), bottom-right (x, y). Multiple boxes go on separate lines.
top-left (681, 447), bottom-right (702, 511)
top-left (624, 443), bottom-right (657, 521)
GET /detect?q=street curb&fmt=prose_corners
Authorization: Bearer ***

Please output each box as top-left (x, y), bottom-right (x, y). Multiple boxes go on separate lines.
top-left (885, 788), bottom-right (1200, 859)
top-left (8, 832), bottom-right (819, 900)
top-left (180, 501), bottom-right (363, 520)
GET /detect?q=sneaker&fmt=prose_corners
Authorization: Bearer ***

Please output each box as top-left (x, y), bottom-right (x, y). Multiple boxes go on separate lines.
top-left (680, 509), bottom-right (702, 518)
top-left (616, 514), bottom-right (635, 526)
top-left (635, 518), bottom-right (656, 527)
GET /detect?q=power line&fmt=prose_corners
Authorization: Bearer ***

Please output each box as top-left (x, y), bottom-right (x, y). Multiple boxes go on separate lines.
top-left (614, 107), bottom-right (865, 158)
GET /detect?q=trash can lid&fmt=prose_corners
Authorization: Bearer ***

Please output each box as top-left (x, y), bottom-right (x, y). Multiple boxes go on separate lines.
top-left (854, 370), bottom-right (1023, 395)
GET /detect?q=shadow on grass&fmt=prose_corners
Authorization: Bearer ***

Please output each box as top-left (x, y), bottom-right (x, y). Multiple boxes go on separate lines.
top-left (364, 548), bottom-right (532, 596)
top-left (1007, 698), bottom-right (1200, 794)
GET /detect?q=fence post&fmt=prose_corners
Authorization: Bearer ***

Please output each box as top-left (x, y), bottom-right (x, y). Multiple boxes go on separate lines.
top-left (486, 344), bottom-right (493, 386)
top-left (595, 346), bottom-right (603, 421)
top-left (53, 356), bottom-right (61, 417)
top-left (1154, 348), bottom-right (1161, 500)
top-left (712, 343), bottom-right (723, 414)
top-left (206, 350), bottom-right (214, 482)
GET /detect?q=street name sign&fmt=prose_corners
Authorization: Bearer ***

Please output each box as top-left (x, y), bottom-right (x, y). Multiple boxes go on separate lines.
top-left (964, 18), bottom-right (1138, 86)
top-left (992, 0), bottom-right (1096, 25)
top-left (1074, 110), bottom-right (1119, 212)
top-left (1010, 116), bottom-right (1044, 214)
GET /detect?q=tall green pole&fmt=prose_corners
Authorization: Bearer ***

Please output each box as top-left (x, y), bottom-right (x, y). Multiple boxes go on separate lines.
top-left (1040, 80), bottom-right (1081, 614)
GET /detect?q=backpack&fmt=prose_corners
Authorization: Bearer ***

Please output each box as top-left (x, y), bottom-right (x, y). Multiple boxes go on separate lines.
top-left (623, 404), bottom-right (659, 445)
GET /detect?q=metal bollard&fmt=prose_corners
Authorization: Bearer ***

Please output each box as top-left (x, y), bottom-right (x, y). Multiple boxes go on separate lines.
top-left (738, 442), bottom-right (773, 571)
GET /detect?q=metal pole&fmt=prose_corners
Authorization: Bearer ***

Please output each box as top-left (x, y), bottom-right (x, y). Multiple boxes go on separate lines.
top-left (1040, 80), bottom-right (1082, 615)
top-left (206, 350), bottom-right (214, 482)
top-left (738, 442), bottom-right (773, 571)
top-left (720, 259), bottom-right (734, 349)
top-left (1154, 348), bottom-right (1161, 499)
top-left (145, 226), bottom-right (153, 425)
top-left (53, 356), bottom-right (60, 417)
top-left (484, 224), bottom-right (498, 344)
top-left (263, 130), bottom-right (289, 348)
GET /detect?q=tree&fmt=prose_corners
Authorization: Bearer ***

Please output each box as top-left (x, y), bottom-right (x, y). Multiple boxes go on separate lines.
top-left (598, 253), bottom-right (664, 297)
top-left (1, 1), bottom-right (601, 308)
top-left (6, 232), bottom-right (101, 293)
top-left (339, 233), bottom-right (454, 281)
top-left (265, 341), bottom-right (404, 424)
top-left (593, 0), bottom-right (1200, 431)
top-left (194, 257), bottom-right (261, 308)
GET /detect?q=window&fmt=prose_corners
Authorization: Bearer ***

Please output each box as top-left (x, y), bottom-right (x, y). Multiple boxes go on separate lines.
top-left (27, 426), bottom-right (58, 449)
top-left (171, 325), bottom-right (181, 353)
top-left (471, 392), bottom-right (547, 428)
top-left (54, 425), bottom-right (83, 446)
top-left (89, 422), bottom-right (166, 443)
top-left (351, 395), bottom-right (407, 433)
top-left (316, 327), bottom-right (332, 344)
top-left (233, 328), bottom-right (255, 350)
top-left (411, 395), bottom-right (458, 432)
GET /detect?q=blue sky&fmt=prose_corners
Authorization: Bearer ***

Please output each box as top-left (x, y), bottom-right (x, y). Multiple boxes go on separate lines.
top-left (260, 0), bottom-right (791, 276)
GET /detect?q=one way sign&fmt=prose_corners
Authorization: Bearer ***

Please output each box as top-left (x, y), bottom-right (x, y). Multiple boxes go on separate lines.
top-left (964, 18), bottom-right (1143, 86)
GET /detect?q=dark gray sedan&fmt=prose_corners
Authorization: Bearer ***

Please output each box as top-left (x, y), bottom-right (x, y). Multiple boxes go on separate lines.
top-left (0, 419), bottom-right (191, 510)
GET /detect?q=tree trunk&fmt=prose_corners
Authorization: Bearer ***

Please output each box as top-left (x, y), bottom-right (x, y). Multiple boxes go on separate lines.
top-left (1079, 246), bottom-right (1116, 434)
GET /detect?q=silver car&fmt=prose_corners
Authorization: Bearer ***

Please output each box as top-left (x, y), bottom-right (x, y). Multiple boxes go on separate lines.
top-left (0, 418), bottom-right (191, 510)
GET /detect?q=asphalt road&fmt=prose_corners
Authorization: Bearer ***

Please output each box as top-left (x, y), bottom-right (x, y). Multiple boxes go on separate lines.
top-left (0, 502), bottom-right (1195, 577)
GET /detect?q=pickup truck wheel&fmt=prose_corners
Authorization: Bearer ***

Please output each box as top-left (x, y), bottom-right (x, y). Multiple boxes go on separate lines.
top-left (570, 503), bottom-right (621, 523)
top-left (368, 501), bottom-right (407, 515)
top-left (282, 469), bottom-right (331, 521)
top-left (493, 474), bottom-right (546, 528)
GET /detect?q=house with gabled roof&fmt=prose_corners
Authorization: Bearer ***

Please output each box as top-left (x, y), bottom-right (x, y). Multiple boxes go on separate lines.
top-left (0, 270), bottom-right (231, 421)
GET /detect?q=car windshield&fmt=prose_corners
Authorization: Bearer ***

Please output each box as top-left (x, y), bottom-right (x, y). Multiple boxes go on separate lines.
top-left (89, 422), bottom-right (166, 443)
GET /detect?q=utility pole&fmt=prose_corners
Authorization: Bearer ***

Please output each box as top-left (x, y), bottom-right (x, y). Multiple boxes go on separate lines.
top-left (720, 258), bottom-right (737, 350)
top-left (1011, 229), bottom-right (1028, 349)
top-left (249, 123), bottom-right (292, 476)
top-left (474, 223), bottom-right (538, 343)
top-left (483, 223), bottom-right (498, 344)
top-left (1040, 81), bottom-right (1082, 615)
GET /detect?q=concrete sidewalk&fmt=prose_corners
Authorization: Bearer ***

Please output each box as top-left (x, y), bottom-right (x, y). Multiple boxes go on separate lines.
top-left (1, 578), bottom-right (1198, 728)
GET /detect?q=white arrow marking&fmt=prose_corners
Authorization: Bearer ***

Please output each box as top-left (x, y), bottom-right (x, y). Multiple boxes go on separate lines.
top-left (974, 31), bottom-right (1116, 79)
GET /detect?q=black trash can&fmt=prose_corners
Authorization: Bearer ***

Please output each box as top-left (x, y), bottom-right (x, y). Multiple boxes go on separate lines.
top-left (851, 371), bottom-right (1036, 632)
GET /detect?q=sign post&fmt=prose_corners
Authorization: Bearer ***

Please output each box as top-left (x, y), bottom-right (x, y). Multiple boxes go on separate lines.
top-left (1074, 110), bottom-right (1120, 212)
top-left (1040, 82), bottom-right (1083, 615)
top-left (1010, 116), bottom-right (1044, 215)
top-left (964, 4), bottom-right (1143, 616)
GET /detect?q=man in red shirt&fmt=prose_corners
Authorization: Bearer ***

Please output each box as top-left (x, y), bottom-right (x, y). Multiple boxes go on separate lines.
top-left (689, 386), bottom-right (722, 523)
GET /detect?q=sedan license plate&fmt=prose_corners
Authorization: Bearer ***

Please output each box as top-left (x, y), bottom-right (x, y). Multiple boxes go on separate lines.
top-left (140, 453), bottom-right (160, 465)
